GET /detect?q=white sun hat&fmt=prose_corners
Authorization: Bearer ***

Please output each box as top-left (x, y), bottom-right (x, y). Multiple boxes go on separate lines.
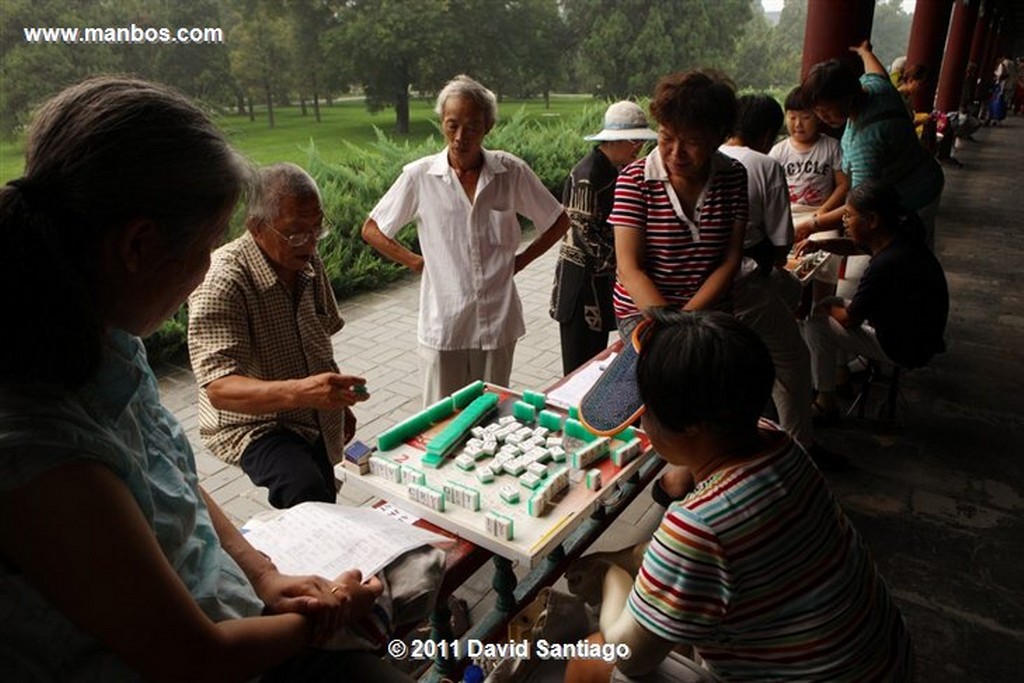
top-left (584, 101), bottom-right (658, 141)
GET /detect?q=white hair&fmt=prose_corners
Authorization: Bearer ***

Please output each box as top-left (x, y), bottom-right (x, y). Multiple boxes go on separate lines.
top-left (247, 162), bottom-right (321, 224)
top-left (434, 74), bottom-right (498, 126)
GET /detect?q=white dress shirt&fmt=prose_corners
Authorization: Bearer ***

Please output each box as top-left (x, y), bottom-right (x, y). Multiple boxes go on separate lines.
top-left (370, 148), bottom-right (563, 350)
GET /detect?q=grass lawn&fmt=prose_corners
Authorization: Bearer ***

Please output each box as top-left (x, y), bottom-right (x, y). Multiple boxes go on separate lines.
top-left (1, 94), bottom-right (597, 182)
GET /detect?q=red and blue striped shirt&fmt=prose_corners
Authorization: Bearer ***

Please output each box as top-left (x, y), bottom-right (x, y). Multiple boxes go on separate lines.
top-left (628, 431), bottom-right (913, 681)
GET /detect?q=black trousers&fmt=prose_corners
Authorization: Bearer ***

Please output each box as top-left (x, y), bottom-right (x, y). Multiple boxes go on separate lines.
top-left (559, 306), bottom-right (612, 376)
top-left (241, 430), bottom-right (335, 509)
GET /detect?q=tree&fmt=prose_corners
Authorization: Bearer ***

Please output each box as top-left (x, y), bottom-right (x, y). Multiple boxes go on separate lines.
top-left (286, 0), bottom-right (335, 122)
top-left (0, 0), bottom-right (121, 137)
top-left (564, 0), bottom-right (752, 98)
top-left (325, 0), bottom-right (446, 134)
top-left (429, 0), bottom-right (568, 102)
top-left (729, 3), bottom-right (776, 91)
top-left (510, 0), bottom-right (570, 104)
top-left (870, 0), bottom-right (913, 74)
top-left (228, 0), bottom-right (291, 128)
top-left (150, 0), bottom-right (237, 107)
top-left (772, 0), bottom-right (807, 84)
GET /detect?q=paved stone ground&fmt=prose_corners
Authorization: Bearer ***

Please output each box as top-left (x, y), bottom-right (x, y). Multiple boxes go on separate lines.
top-left (156, 122), bottom-right (1024, 681)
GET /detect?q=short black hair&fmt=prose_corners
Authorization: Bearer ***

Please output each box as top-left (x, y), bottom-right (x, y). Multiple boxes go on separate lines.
top-left (801, 59), bottom-right (862, 107)
top-left (784, 86), bottom-right (807, 112)
top-left (650, 69), bottom-right (737, 144)
top-left (734, 94), bottom-right (784, 145)
top-left (636, 308), bottom-right (774, 436)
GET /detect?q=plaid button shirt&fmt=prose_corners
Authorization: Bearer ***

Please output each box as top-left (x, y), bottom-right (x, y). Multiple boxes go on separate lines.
top-left (188, 231), bottom-right (346, 465)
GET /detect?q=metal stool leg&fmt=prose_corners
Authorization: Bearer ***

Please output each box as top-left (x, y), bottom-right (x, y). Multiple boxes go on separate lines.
top-left (847, 361), bottom-right (876, 418)
top-left (857, 364), bottom-right (872, 418)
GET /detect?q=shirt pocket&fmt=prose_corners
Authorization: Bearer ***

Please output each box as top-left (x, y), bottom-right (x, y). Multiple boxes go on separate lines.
top-left (486, 208), bottom-right (520, 247)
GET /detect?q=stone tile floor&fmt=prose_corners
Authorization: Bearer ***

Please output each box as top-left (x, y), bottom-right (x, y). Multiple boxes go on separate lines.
top-left (156, 121), bottom-right (1024, 681)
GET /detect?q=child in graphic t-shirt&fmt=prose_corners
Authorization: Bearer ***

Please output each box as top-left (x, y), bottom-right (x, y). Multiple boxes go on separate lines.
top-left (770, 86), bottom-right (850, 309)
top-left (769, 86), bottom-right (849, 242)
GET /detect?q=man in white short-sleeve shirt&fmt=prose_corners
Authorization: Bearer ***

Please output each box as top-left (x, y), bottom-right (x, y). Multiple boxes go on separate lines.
top-left (362, 75), bottom-right (568, 404)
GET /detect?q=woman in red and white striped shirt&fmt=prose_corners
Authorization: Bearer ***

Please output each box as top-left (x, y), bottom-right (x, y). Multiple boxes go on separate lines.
top-left (612, 70), bottom-right (749, 340)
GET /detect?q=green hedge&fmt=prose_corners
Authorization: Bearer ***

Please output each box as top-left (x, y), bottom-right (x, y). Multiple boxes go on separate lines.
top-left (144, 104), bottom-right (612, 365)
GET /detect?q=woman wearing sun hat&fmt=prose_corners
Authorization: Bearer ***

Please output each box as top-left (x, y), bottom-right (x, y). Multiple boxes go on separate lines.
top-left (551, 101), bottom-right (657, 374)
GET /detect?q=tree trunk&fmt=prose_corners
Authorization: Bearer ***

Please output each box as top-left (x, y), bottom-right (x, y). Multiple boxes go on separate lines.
top-left (300, 96), bottom-right (307, 116)
top-left (247, 96), bottom-right (255, 122)
top-left (264, 78), bottom-right (275, 128)
top-left (396, 88), bottom-right (410, 134)
top-left (236, 90), bottom-right (247, 115)
top-left (312, 70), bottom-right (322, 123)
top-left (544, 90), bottom-right (550, 109)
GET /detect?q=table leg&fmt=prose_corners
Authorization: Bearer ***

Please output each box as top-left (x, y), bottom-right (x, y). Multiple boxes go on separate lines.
top-left (493, 556), bottom-right (517, 613)
top-left (430, 599), bottom-right (455, 677)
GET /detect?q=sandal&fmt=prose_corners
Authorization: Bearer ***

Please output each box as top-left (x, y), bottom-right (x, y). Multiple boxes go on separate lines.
top-left (811, 399), bottom-right (841, 428)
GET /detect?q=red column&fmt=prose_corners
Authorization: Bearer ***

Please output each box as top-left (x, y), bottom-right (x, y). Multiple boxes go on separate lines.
top-left (935, 0), bottom-right (981, 112)
top-left (905, 0), bottom-right (955, 111)
top-left (800, 0), bottom-right (876, 79)
top-left (966, 0), bottom-right (991, 102)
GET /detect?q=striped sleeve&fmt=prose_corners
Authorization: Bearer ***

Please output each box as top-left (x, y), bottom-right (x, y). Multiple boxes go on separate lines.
top-left (627, 505), bottom-right (732, 643)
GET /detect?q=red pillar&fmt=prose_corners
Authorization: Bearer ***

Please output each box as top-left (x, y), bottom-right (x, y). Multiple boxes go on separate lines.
top-left (935, 0), bottom-right (981, 112)
top-left (905, 0), bottom-right (955, 112)
top-left (966, 0), bottom-right (990, 102)
top-left (800, 0), bottom-right (876, 79)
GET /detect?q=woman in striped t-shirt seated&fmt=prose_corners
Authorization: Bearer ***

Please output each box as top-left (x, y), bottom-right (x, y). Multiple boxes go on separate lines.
top-left (567, 309), bottom-right (913, 683)
top-left (611, 70), bottom-right (748, 342)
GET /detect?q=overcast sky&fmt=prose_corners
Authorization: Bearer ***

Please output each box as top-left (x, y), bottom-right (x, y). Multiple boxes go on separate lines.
top-left (760, 0), bottom-right (916, 12)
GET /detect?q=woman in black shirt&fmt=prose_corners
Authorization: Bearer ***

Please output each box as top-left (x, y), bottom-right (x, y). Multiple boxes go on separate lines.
top-left (801, 180), bottom-right (948, 419)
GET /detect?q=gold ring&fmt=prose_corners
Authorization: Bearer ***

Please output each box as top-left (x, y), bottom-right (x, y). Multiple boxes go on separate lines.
top-left (330, 585), bottom-right (340, 595)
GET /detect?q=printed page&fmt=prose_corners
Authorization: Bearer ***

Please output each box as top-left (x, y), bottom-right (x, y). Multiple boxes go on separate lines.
top-left (242, 502), bottom-right (449, 578)
top-left (547, 352), bottom-right (617, 409)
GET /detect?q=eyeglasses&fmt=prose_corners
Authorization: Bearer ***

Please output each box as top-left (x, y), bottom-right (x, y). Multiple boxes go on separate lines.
top-left (264, 220), bottom-right (332, 248)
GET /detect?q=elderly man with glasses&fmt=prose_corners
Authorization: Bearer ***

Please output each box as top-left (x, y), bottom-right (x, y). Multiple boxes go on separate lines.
top-left (188, 163), bottom-right (368, 508)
